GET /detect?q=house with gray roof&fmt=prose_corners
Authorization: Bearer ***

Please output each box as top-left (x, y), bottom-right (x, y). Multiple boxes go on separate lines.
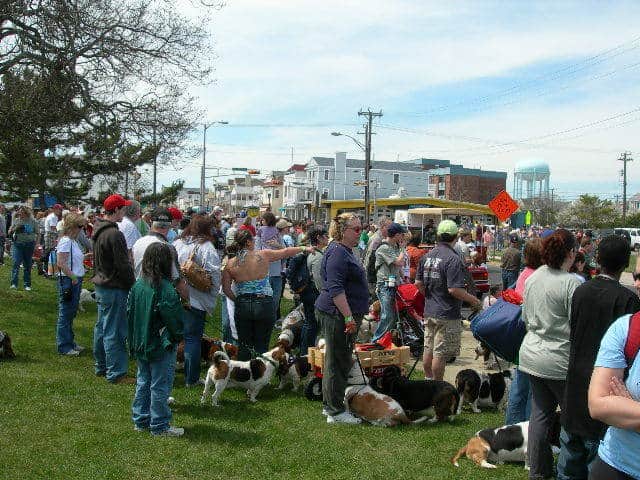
top-left (305, 152), bottom-right (430, 201)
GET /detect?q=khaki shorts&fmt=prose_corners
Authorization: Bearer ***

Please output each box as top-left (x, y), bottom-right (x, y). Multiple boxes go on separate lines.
top-left (423, 317), bottom-right (462, 357)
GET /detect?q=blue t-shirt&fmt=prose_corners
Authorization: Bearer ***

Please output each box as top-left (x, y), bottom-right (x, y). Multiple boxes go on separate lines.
top-left (594, 314), bottom-right (640, 478)
top-left (315, 241), bottom-right (369, 316)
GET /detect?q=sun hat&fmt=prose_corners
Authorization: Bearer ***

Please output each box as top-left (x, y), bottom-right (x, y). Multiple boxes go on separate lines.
top-left (437, 219), bottom-right (459, 236)
top-left (276, 219), bottom-right (292, 230)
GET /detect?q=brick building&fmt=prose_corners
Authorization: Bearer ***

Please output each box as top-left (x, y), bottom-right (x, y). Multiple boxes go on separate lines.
top-left (412, 159), bottom-right (506, 204)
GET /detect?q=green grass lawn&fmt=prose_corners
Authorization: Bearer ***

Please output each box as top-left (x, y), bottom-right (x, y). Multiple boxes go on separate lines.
top-left (0, 263), bottom-right (529, 480)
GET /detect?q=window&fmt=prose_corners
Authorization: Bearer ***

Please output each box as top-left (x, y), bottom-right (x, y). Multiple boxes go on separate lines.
top-left (360, 189), bottom-right (365, 198)
top-left (274, 189), bottom-right (280, 199)
top-left (324, 169), bottom-right (330, 180)
top-left (393, 173), bottom-right (400, 184)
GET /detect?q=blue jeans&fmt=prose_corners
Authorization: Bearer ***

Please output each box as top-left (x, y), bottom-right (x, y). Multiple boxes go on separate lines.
top-left (11, 241), bottom-right (35, 287)
top-left (372, 284), bottom-right (396, 342)
top-left (183, 307), bottom-right (206, 385)
top-left (132, 347), bottom-right (177, 434)
top-left (269, 275), bottom-right (283, 322)
top-left (56, 276), bottom-right (83, 354)
top-left (505, 368), bottom-right (531, 424)
top-left (502, 269), bottom-right (518, 290)
top-left (557, 428), bottom-right (599, 480)
top-left (93, 285), bottom-right (130, 382)
top-left (220, 294), bottom-right (235, 344)
top-left (299, 287), bottom-right (319, 356)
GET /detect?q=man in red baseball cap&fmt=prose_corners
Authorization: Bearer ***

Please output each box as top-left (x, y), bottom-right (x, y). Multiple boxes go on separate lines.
top-left (91, 193), bottom-right (135, 384)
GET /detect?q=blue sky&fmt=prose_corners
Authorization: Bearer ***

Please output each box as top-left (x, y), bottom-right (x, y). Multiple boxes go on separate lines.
top-left (158, 1), bottom-right (640, 202)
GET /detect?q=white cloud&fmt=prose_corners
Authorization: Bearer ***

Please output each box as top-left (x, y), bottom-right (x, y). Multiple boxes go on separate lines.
top-left (155, 1), bottom-right (640, 198)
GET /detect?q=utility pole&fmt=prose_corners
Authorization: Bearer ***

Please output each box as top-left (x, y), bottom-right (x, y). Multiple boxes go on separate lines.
top-left (619, 151), bottom-right (633, 223)
top-left (152, 125), bottom-right (157, 206)
top-left (358, 109), bottom-right (383, 227)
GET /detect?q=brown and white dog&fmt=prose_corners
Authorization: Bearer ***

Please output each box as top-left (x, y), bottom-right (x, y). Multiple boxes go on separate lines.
top-left (176, 336), bottom-right (239, 366)
top-left (200, 345), bottom-right (288, 406)
top-left (344, 360), bottom-right (427, 427)
top-left (452, 414), bottom-right (561, 469)
top-left (0, 331), bottom-right (15, 360)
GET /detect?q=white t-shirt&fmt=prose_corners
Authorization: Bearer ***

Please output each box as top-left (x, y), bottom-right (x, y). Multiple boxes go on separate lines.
top-left (56, 236), bottom-right (85, 277)
top-left (132, 233), bottom-right (180, 280)
top-left (118, 216), bottom-right (141, 250)
top-left (45, 212), bottom-right (59, 232)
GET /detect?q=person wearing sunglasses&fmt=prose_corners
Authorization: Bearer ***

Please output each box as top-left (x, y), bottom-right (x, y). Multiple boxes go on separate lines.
top-left (315, 212), bottom-right (369, 425)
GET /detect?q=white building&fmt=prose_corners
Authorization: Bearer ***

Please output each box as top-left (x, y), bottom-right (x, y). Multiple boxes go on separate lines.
top-left (282, 164), bottom-right (314, 220)
top-left (175, 186), bottom-right (201, 211)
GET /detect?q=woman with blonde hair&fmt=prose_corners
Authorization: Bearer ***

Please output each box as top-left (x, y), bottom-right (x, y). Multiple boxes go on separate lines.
top-left (55, 213), bottom-right (88, 355)
top-left (8, 205), bottom-right (39, 290)
top-left (315, 213), bottom-right (369, 424)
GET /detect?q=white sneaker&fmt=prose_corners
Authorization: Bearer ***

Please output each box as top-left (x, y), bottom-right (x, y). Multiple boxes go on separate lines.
top-left (153, 426), bottom-right (184, 437)
top-left (327, 412), bottom-right (362, 425)
top-left (321, 408), bottom-right (329, 417)
top-left (74, 345), bottom-right (85, 353)
top-left (24, 286), bottom-right (31, 291)
top-left (167, 396), bottom-right (175, 405)
top-left (63, 349), bottom-right (80, 357)
top-left (10, 285), bottom-right (16, 289)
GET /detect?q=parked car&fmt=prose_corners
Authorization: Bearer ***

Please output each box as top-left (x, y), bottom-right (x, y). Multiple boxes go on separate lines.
top-left (618, 227), bottom-right (640, 250)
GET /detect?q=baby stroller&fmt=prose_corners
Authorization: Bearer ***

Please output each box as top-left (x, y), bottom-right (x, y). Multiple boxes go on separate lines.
top-left (394, 283), bottom-right (425, 359)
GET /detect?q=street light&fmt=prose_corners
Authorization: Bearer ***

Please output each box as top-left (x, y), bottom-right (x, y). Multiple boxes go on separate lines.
top-left (202, 120), bottom-right (229, 211)
top-left (331, 131), bottom-right (371, 225)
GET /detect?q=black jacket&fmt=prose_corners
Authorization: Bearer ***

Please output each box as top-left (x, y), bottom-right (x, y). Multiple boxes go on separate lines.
top-left (91, 219), bottom-right (135, 290)
top-left (562, 276), bottom-right (640, 439)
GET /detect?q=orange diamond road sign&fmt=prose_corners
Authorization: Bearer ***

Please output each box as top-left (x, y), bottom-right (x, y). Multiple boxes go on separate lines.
top-left (488, 190), bottom-right (519, 222)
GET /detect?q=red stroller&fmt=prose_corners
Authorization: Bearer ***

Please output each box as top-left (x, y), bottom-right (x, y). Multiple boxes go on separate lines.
top-left (394, 283), bottom-right (425, 359)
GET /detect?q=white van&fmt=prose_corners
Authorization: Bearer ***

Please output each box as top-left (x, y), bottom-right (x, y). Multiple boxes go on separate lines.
top-left (620, 228), bottom-right (640, 250)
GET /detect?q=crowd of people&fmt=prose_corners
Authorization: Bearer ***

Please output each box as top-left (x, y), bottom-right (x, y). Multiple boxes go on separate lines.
top-left (2, 197), bottom-right (639, 479)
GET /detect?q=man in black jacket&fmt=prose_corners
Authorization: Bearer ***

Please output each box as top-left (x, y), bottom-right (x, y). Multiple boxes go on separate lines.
top-left (558, 235), bottom-right (640, 479)
top-left (92, 194), bottom-right (136, 384)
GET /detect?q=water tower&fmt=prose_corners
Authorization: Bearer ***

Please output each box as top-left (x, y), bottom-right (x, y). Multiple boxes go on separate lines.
top-left (513, 159), bottom-right (550, 199)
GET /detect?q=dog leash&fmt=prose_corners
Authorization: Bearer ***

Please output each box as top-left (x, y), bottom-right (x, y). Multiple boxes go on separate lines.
top-left (348, 336), bottom-right (369, 386)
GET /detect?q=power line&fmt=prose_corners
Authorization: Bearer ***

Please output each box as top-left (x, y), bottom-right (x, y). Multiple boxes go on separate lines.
top-left (397, 34), bottom-right (640, 116)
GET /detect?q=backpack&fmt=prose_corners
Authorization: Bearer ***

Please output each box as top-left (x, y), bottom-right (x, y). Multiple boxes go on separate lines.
top-left (624, 311), bottom-right (640, 378)
top-left (366, 241), bottom-right (386, 284)
top-left (285, 252), bottom-right (310, 294)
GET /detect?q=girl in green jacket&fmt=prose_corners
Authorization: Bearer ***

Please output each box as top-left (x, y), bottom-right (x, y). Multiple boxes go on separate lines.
top-left (128, 242), bottom-right (184, 437)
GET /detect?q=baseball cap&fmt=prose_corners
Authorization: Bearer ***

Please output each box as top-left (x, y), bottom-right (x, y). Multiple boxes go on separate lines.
top-left (387, 222), bottom-right (407, 237)
top-left (276, 219), bottom-right (292, 230)
top-left (167, 207), bottom-right (183, 220)
top-left (213, 205), bottom-right (223, 214)
top-left (437, 219), bottom-right (458, 236)
top-left (150, 207), bottom-right (172, 223)
top-left (103, 194), bottom-right (132, 212)
top-left (52, 203), bottom-right (63, 210)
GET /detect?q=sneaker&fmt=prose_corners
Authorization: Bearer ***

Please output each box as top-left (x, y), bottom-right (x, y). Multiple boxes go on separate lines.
top-left (74, 345), bottom-right (85, 353)
top-left (134, 425), bottom-right (149, 432)
top-left (326, 412), bottom-right (362, 425)
top-left (63, 349), bottom-right (80, 357)
top-left (24, 286), bottom-right (31, 291)
top-left (321, 408), bottom-right (329, 417)
top-left (153, 426), bottom-right (184, 437)
top-left (167, 396), bottom-right (175, 405)
top-left (10, 285), bottom-right (16, 289)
